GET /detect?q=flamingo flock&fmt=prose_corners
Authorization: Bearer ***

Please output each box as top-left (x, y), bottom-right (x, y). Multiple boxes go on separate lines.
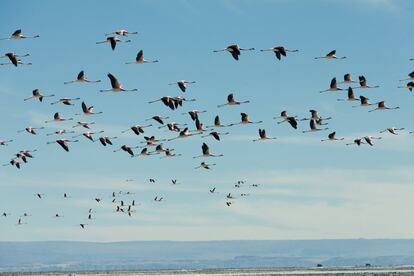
top-left (0, 25), bottom-right (412, 230)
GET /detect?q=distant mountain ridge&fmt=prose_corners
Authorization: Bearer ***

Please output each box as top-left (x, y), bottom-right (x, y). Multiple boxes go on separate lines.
top-left (1, 239), bottom-right (414, 272)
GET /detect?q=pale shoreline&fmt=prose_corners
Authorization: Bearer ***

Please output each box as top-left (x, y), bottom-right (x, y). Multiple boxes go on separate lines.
top-left (2, 266), bottom-right (414, 276)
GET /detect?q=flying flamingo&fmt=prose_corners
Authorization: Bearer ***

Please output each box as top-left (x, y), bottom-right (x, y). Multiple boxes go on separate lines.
top-left (122, 124), bottom-right (152, 135)
top-left (346, 139), bottom-right (365, 146)
top-left (24, 89), bottom-right (54, 102)
top-left (100, 73), bottom-right (138, 93)
top-left (364, 136), bottom-right (382, 146)
top-left (0, 53), bottom-right (31, 66)
top-left (160, 148), bottom-right (181, 158)
top-left (314, 50), bottom-right (346, 59)
top-left (302, 119), bottom-right (329, 133)
top-left (260, 45), bottom-right (298, 60)
top-left (274, 111), bottom-right (297, 124)
top-left (397, 81), bottom-right (414, 92)
top-left (73, 131), bottom-right (104, 142)
top-left (168, 127), bottom-right (201, 141)
top-left (142, 136), bottom-right (166, 146)
top-left (229, 113), bottom-right (262, 126)
top-left (98, 136), bottom-right (117, 146)
top-left (168, 80), bottom-right (196, 92)
top-left (76, 101), bottom-right (103, 115)
top-left (368, 101), bottom-right (400, 112)
top-left (64, 71), bottom-right (101, 84)
top-left (183, 110), bottom-right (207, 121)
top-left (352, 96), bottom-right (374, 108)
top-left (193, 143), bottom-right (223, 158)
top-left (380, 127), bottom-right (405, 135)
top-left (337, 87), bottom-right (358, 101)
top-left (195, 162), bottom-right (216, 170)
top-left (207, 115), bottom-right (228, 128)
top-left (146, 115), bottom-right (169, 125)
top-left (148, 96), bottom-right (177, 110)
top-left (399, 71), bottom-right (414, 82)
top-left (218, 93), bottom-right (250, 107)
top-left (133, 147), bottom-right (154, 157)
top-left (51, 97), bottom-right (81, 106)
top-left (47, 139), bottom-right (79, 152)
top-left (17, 126), bottom-right (44, 135)
top-left (201, 131), bottom-right (230, 141)
top-left (126, 50), bottom-right (159, 64)
top-left (0, 139), bottom-right (13, 146)
top-left (73, 121), bottom-right (95, 129)
top-left (252, 129), bottom-right (277, 141)
top-left (96, 36), bottom-right (130, 50)
top-left (354, 75), bottom-right (379, 89)
top-left (321, 132), bottom-right (344, 142)
top-left (45, 112), bottom-right (73, 123)
top-left (114, 145), bottom-right (139, 157)
top-left (105, 29), bottom-right (138, 36)
top-left (153, 144), bottom-right (167, 154)
top-left (159, 122), bottom-right (186, 132)
top-left (213, 44), bottom-right (255, 60)
top-left (320, 77), bottom-right (343, 93)
top-left (3, 159), bottom-right (21, 169)
top-left (46, 129), bottom-right (75, 136)
top-left (0, 29), bottom-right (39, 40)
top-left (338, 73), bottom-right (357, 84)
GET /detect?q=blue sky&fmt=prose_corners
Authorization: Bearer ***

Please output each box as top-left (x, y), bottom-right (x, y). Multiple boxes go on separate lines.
top-left (1, 0), bottom-right (414, 241)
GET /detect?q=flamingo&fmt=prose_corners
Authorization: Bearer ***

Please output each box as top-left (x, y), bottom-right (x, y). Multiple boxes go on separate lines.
top-left (126, 50), bottom-right (159, 64)
top-left (353, 95), bottom-right (374, 108)
top-left (76, 101), bottom-right (103, 116)
top-left (380, 127), bottom-right (405, 135)
top-left (173, 96), bottom-right (196, 108)
top-left (399, 71), bottom-right (414, 82)
top-left (98, 136), bottom-right (117, 146)
top-left (397, 81), bottom-right (414, 92)
top-left (260, 45), bottom-right (298, 60)
top-left (73, 121), bottom-right (95, 129)
top-left (142, 136), bottom-right (166, 146)
top-left (149, 96), bottom-right (176, 110)
top-left (274, 111), bottom-right (297, 124)
top-left (47, 139), bottom-right (79, 152)
top-left (337, 87), bottom-right (358, 101)
top-left (213, 44), bottom-right (255, 60)
top-left (253, 129), bottom-right (277, 141)
top-left (100, 73), bottom-right (138, 92)
top-left (0, 29), bottom-right (39, 40)
top-left (321, 132), bottom-right (344, 142)
top-left (284, 117), bottom-right (298, 129)
top-left (159, 122), bottom-right (186, 132)
top-left (183, 110), bottom-right (207, 121)
top-left (201, 131), bottom-right (230, 141)
top-left (73, 131), bottom-right (104, 142)
top-left (168, 80), bottom-right (196, 92)
top-left (368, 101), bottom-right (400, 112)
top-left (24, 89), bottom-right (54, 102)
top-left (3, 159), bottom-right (21, 169)
top-left (194, 118), bottom-right (207, 132)
top-left (364, 136), bottom-right (382, 146)
top-left (160, 148), bottom-right (181, 158)
top-left (218, 93), bottom-right (250, 107)
top-left (302, 119), bottom-right (329, 133)
top-left (64, 71), bottom-right (101, 84)
top-left (51, 97), bottom-right (80, 105)
top-left (18, 126), bottom-right (44, 135)
top-left (355, 75), bottom-right (379, 89)
top-left (0, 139), bottom-right (13, 146)
top-left (320, 77), bottom-right (343, 93)
top-left (195, 162), bottom-right (216, 170)
top-left (338, 73), bottom-right (357, 84)
top-left (193, 143), bottom-right (223, 158)
top-left (105, 29), bottom-right (138, 36)
top-left (35, 193), bottom-right (44, 199)
top-left (301, 110), bottom-right (332, 125)
top-left (122, 124), bottom-right (152, 135)
top-left (207, 115), bottom-right (228, 128)
top-left (115, 145), bottom-right (140, 157)
top-left (0, 53), bottom-right (31, 66)
top-left (314, 50), bottom-right (346, 59)
top-left (45, 112), bottom-right (73, 123)
top-left (146, 115), bottom-right (169, 125)
top-left (209, 188), bottom-right (217, 193)
top-left (46, 129), bottom-right (75, 136)
top-left (133, 147), bottom-right (154, 157)
top-left (96, 36), bottom-right (130, 50)
top-left (168, 127), bottom-right (201, 141)
top-left (16, 218), bottom-right (27, 226)
top-left (229, 113), bottom-right (262, 126)
top-left (153, 144), bottom-right (167, 154)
